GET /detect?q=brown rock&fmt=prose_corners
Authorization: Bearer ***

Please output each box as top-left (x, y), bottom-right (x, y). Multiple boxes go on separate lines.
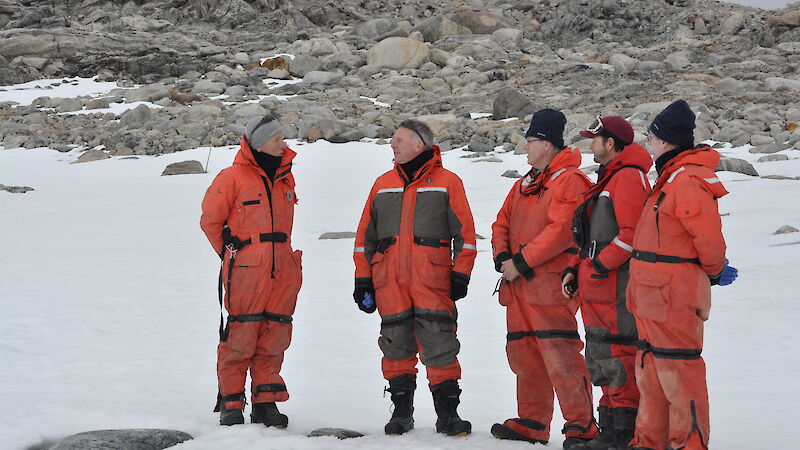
top-left (169, 89), bottom-right (201, 105)
top-left (262, 57), bottom-right (289, 71)
top-left (307, 127), bottom-right (321, 142)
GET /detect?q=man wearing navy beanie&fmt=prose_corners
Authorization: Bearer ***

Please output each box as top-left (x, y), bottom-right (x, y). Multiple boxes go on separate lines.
top-left (627, 100), bottom-right (739, 449)
top-left (491, 108), bottom-right (599, 449)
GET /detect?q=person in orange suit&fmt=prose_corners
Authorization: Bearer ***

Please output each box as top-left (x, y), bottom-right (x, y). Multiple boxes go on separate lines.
top-left (353, 119), bottom-right (477, 436)
top-left (490, 109), bottom-right (599, 449)
top-left (200, 115), bottom-right (303, 428)
top-left (561, 116), bottom-right (652, 450)
top-left (626, 100), bottom-right (738, 450)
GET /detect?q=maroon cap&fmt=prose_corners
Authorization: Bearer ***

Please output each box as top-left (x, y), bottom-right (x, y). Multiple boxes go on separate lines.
top-left (579, 116), bottom-right (634, 145)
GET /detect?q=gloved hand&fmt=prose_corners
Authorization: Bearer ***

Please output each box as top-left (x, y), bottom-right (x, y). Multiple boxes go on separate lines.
top-left (222, 226), bottom-right (244, 251)
top-left (450, 272), bottom-right (470, 301)
top-left (494, 252), bottom-right (512, 273)
top-left (715, 259), bottom-right (738, 286)
top-left (354, 278), bottom-right (376, 313)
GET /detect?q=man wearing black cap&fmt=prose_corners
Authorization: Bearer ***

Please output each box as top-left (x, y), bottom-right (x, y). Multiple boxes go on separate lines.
top-left (490, 109), bottom-right (599, 449)
top-left (201, 115), bottom-right (303, 428)
top-left (561, 116), bottom-right (653, 450)
top-left (626, 100), bottom-right (738, 450)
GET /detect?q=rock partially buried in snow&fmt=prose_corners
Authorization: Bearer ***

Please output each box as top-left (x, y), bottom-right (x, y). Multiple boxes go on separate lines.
top-left (161, 160), bottom-right (205, 176)
top-left (48, 429), bottom-right (192, 449)
top-left (307, 428), bottom-right (364, 440)
top-left (757, 154), bottom-right (789, 163)
top-left (501, 170), bottom-right (522, 178)
top-left (774, 225), bottom-right (799, 235)
top-left (72, 149), bottom-right (111, 164)
top-left (0, 184), bottom-right (34, 193)
top-left (319, 232), bottom-right (356, 239)
top-left (716, 157), bottom-right (758, 177)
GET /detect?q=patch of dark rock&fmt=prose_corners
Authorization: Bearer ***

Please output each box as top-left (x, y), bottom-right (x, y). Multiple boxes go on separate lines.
top-left (161, 160), bottom-right (205, 175)
top-left (0, 184), bottom-right (34, 193)
top-left (319, 232), bottom-right (356, 239)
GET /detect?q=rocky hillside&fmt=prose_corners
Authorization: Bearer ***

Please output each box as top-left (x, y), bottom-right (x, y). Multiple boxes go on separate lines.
top-left (1, 0), bottom-right (799, 167)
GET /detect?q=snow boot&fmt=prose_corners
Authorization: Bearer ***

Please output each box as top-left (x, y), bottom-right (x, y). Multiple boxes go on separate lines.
top-left (384, 374), bottom-right (416, 435)
top-left (430, 380), bottom-right (471, 436)
top-left (564, 437), bottom-right (593, 449)
top-left (217, 393), bottom-right (245, 426)
top-left (578, 406), bottom-right (617, 449)
top-left (612, 407), bottom-right (637, 450)
top-left (490, 419), bottom-right (548, 444)
top-left (250, 402), bottom-right (288, 428)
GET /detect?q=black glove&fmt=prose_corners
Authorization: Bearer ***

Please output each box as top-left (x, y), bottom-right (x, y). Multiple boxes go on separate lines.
top-left (494, 251), bottom-right (512, 273)
top-left (222, 226), bottom-right (245, 251)
top-left (450, 272), bottom-right (470, 301)
top-left (354, 278), bottom-right (376, 313)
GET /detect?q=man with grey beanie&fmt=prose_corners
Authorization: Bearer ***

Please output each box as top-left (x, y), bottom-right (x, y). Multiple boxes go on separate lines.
top-left (201, 114), bottom-right (303, 428)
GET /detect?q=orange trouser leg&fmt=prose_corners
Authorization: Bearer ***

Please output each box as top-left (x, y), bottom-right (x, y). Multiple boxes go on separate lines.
top-left (662, 357), bottom-right (709, 449)
top-left (631, 351), bottom-right (669, 449)
top-left (250, 321), bottom-right (292, 403)
top-left (505, 300), bottom-right (598, 442)
top-left (217, 321), bottom-right (258, 410)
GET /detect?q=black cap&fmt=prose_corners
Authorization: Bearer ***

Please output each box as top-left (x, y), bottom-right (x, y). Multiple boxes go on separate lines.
top-left (649, 100), bottom-right (696, 149)
top-left (526, 108), bottom-right (566, 149)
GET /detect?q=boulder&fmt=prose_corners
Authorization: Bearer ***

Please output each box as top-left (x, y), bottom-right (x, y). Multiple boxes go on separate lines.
top-left (417, 114), bottom-right (460, 139)
top-left (450, 12), bottom-right (512, 34)
top-left (610, 53), bottom-right (639, 74)
top-left (765, 77), bottom-right (800, 92)
top-left (230, 103), bottom-right (267, 121)
top-left (119, 104), bottom-right (152, 128)
top-left (366, 37), bottom-right (429, 70)
top-left (492, 28), bottom-right (524, 45)
top-left (716, 156), bottom-right (758, 176)
top-left (774, 225), bottom-right (799, 235)
top-left (757, 154), bottom-right (789, 162)
top-left (72, 149), bottom-right (110, 164)
top-left (186, 104), bottom-right (223, 121)
top-left (355, 18), bottom-right (398, 39)
top-left (492, 87), bottom-right (533, 120)
top-left (303, 71), bottom-right (344, 85)
top-left (55, 98), bottom-right (83, 113)
top-left (48, 429), bottom-right (191, 450)
top-left (720, 11), bottom-right (746, 35)
top-left (0, 184), bottom-right (34, 193)
top-left (410, 16), bottom-right (472, 42)
top-left (502, 170), bottom-right (522, 178)
top-left (125, 85), bottom-right (170, 103)
top-left (192, 79), bottom-right (227, 95)
top-left (749, 143), bottom-right (789, 154)
top-left (307, 427), bottom-right (364, 439)
top-left (288, 55), bottom-right (322, 77)
top-left (162, 160), bottom-right (205, 176)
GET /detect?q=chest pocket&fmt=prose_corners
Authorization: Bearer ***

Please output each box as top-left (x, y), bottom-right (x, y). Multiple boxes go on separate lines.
top-left (238, 188), bottom-right (269, 231)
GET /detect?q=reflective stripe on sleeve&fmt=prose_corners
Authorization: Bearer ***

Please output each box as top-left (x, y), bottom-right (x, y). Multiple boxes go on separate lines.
top-left (612, 237), bottom-right (633, 253)
top-left (354, 247), bottom-right (365, 253)
top-left (667, 167), bottom-right (685, 183)
top-left (463, 243), bottom-right (477, 251)
top-left (417, 187), bottom-right (448, 193)
top-left (704, 177), bottom-right (720, 184)
top-left (550, 168), bottom-right (567, 181)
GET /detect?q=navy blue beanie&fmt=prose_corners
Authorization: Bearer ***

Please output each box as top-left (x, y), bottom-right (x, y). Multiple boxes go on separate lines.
top-left (649, 100), bottom-right (696, 149)
top-left (526, 108), bottom-right (566, 149)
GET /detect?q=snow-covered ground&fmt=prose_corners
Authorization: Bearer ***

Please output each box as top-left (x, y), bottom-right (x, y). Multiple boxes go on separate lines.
top-left (2, 78), bottom-right (800, 449)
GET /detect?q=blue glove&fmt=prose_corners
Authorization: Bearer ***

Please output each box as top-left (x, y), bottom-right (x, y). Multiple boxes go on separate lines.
top-left (362, 293), bottom-right (375, 309)
top-left (718, 259), bottom-right (738, 286)
top-left (353, 278), bottom-right (376, 313)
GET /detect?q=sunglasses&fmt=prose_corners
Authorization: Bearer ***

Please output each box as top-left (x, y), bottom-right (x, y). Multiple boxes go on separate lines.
top-left (586, 115), bottom-right (604, 134)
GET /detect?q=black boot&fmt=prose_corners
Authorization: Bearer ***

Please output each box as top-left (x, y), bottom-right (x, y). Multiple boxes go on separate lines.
top-left (430, 380), bottom-right (471, 436)
top-left (384, 374), bottom-right (416, 435)
top-left (578, 406), bottom-right (617, 449)
top-left (612, 407), bottom-right (637, 450)
top-left (217, 393), bottom-right (245, 426)
top-left (251, 402), bottom-right (289, 428)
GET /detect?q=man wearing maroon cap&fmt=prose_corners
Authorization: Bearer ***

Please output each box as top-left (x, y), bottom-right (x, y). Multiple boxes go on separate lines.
top-left (562, 116), bottom-right (653, 450)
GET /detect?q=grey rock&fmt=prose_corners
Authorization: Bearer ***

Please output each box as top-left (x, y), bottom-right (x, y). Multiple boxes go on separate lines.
top-left (119, 104), bottom-right (152, 128)
top-left (307, 427), bottom-right (364, 439)
top-left (186, 104), bottom-right (223, 121)
top-left (450, 12), bottom-right (512, 35)
top-left (410, 16), bottom-right (472, 43)
top-left (0, 184), bottom-right (34, 193)
top-left (749, 143), bottom-right (789, 154)
top-left (468, 134), bottom-right (496, 152)
top-left (55, 97), bottom-right (83, 113)
top-left (355, 18), bottom-right (398, 39)
top-left (318, 232), bottom-right (356, 240)
top-left (492, 28), bottom-right (524, 45)
top-left (777, 42), bottom-right (800, 55)
top-left (230, 103), bottom-right (267, 121)
top-left (492, 87), bottom-right (532, 120)
top-left (223, 85), bottom-right (246, 97)
top-left (708, 52), bottom-right (742, 66)
top-left (758, 154), bottom-right (789, 162)
top-left (288, 55), bottom-right (323, 77)
top-left (638, 61), bottom-right (665, 72)
top-left (161, 160), bottom-right (205, 176)
top-left (720, 11), bottom-right (746, 36)
top-left (665, 51), bottom-right (692, 70)
top-left (750, 135), bottom-right (775, 146)
top-left (774, 225), bottom-right (799, 235)
top-left (716, 156), bottom-right (758, 177)
top-left (234, 52), bottom-right (250, 66)
top-left (192, 79), bottom-right (227, 95)
top-left (85, 98), bottom-right (111, 109)
top-left (473, 156), bottom-right (502, 162)
top-left (765, 77), bottom-right (800, 92)
top-left (367, 37), bottom-right (429, 70)
top-left (49, 429), bottom-right (192, 450)
top-left (72, 149), bottom-right (110, 164)
top-left (303, 71), bottom-right (344, 85)
top-left (430, 48), bottom-right (469, 67)
top-left (501, 170), bottom-right (522, 178)
top-left (266, 69), bottom-right (290, 80)
top-left (610, 53), bottom-right (639, 74)
top-left (124, 85), bottom-right (170, 103)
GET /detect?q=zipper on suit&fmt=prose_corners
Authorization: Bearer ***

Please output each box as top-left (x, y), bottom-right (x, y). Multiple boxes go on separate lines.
top-left (261, 175), bottom-right (276, 279)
